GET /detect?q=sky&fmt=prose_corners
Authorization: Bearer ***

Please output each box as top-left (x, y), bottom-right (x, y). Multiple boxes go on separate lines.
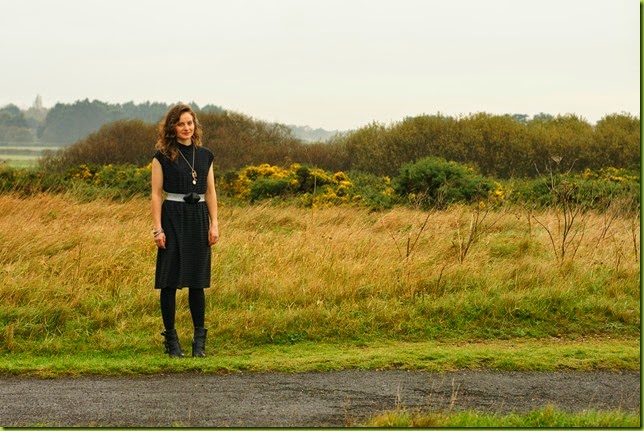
top-left (0, 0), bottom-right (639, 130)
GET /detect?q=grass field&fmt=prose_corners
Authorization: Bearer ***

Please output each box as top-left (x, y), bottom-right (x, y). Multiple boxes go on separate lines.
top-left (0, 193), bottom-right (639, 375)
top-left (0, 145), bottom-right (61, 167)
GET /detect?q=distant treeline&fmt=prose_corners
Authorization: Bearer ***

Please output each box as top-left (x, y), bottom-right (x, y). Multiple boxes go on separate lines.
top-left (0, 99), bottom-right (224, 144)
top-left (42, 110), bottom-right (640, 179)
top-left (330, 112), bottom-right (641, 177)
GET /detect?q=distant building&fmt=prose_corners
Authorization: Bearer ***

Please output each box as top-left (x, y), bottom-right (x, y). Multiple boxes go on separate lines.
top-left (32, 95), bottom-right (43, 110)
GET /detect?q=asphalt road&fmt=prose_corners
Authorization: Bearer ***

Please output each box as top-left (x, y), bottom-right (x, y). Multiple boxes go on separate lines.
top-left (0, 370), bottom-right (640, 427)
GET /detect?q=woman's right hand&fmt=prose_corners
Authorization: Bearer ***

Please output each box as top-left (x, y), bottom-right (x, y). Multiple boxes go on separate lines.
top-left (155, 232), bottom-right (166, 249)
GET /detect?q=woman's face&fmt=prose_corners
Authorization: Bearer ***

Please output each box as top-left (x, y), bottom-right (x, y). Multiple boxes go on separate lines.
top-left (174, 111), bottom-right (195, 145)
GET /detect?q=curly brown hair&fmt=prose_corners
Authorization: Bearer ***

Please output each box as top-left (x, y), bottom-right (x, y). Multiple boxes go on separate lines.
top-left (155, 103), bottom-right (203, 161)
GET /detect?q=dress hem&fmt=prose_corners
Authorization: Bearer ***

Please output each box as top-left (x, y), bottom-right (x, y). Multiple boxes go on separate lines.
top-left (155, 285), bottom-right (211, 290)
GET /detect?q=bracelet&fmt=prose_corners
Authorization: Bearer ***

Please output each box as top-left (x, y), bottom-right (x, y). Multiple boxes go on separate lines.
top-left (153, 229), bottom-right (164, 237)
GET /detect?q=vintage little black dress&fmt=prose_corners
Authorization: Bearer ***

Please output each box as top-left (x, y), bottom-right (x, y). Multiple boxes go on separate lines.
top-left (153, 143), bottom-right (215, 289)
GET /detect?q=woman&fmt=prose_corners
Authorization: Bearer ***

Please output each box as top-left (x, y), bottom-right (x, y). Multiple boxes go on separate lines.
top-left (151, 103), bottom-right (219, 358)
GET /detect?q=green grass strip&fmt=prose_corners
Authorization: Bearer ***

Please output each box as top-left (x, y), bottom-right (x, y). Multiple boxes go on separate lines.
top-left (1, 338), bottom-right (638, 377)
top-left (364, 405), bottom-right (640, 427)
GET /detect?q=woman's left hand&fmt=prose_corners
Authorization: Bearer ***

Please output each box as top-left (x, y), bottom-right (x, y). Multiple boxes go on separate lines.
top-left (208, 226), bottom-right (219, 246)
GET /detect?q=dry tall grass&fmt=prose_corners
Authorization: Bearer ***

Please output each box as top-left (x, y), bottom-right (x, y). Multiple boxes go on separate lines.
top-left (0, 194), bottom-right (639, 353)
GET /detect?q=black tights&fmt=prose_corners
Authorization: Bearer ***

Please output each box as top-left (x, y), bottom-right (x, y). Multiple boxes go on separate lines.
top-left (160, 288), bottom-right (205, 330)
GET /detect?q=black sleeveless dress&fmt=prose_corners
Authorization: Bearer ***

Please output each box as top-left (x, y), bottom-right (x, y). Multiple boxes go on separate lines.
top-left (153, 144), bottom-right (215, 289)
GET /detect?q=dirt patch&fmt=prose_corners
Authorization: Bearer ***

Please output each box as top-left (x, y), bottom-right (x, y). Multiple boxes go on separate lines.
top-left (0, 370), bottom-right (639, 427)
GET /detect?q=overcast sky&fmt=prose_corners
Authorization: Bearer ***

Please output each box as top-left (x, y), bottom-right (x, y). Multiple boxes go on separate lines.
top-left (0, 0), bottom-right (639, 130)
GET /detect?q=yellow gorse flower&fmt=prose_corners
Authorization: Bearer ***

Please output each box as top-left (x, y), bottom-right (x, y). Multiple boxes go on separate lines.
top-left (227, 164), bottom-right (357, 206)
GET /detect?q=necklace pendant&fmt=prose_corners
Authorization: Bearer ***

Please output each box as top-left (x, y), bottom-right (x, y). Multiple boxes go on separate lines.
top-left (192, 180), bottom-right (197, 185)
top-left (192, 170), bottom-right (197, 185)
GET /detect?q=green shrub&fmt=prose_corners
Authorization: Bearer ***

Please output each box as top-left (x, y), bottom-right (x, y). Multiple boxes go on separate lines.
top-left (46, 163), bottom-right (152, 200)
top-left (293, 165), bottom-right (333, 193)
top-left (249, 178), bottom-right (292, 202)
top-left (91, 164), bottom-right (151, 196)
top-left (40, 119), bottom-right (157, 171)
top-left (348, 171), bottom-right (398, 210)
top-left (394, 157), bottom-right (493, 208)
top-left (508, 167), bottom-right (640, 212)
top-left (0, 165), bottom-right (68, 196)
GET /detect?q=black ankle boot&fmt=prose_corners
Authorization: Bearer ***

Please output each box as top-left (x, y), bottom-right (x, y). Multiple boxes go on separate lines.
top-left (192, 327), bottom-right (208, 357)
top-left (161, 329), bottom-right (184, 358)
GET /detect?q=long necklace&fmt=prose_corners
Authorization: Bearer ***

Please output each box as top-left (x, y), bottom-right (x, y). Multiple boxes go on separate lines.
top-left (177, 145), bottom-right (197, 185)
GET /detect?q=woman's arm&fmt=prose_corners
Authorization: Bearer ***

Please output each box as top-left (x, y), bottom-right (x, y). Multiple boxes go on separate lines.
top-left (151, 158), bottom-right (166, 249)
top-left (205, 163), bottom-right (219, 246)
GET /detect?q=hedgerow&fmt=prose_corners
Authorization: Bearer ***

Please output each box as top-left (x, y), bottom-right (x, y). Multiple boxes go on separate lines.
top-left (0, 160), bottom-right (639, 212)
